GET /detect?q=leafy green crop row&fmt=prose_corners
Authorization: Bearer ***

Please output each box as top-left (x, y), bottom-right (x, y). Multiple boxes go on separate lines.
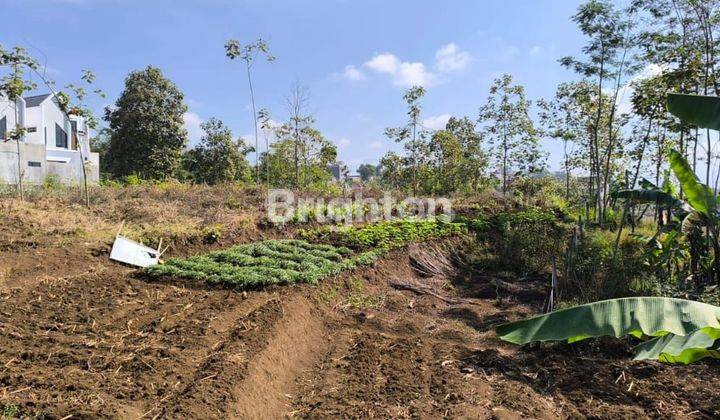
top-left (298, 218), bottom-right (467, 251)
top-left (146, 219), bottom-right (466, 289)
top-left (145, 239), bottom-right (353, 287)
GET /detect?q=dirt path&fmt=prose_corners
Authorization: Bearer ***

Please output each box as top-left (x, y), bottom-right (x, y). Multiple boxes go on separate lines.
top-left (1, 244), bottom-right (720, 419)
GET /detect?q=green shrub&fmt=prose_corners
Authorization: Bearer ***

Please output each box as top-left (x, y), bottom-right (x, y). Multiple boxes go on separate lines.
top-left (43, 174), bottom-right (62, 190)
top-left (122, 173), bottom-right (143, 186)
top-left (464, 210), bottom-right (567, 275)
top-left (563, 230), bottom-right (655, 302)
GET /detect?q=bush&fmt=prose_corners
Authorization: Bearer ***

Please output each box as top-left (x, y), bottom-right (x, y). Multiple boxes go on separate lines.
top-left (464, 209), bottom-right (567, 275)
top-left (43, 174), bottom-right (62, 190)
top-left (562, 230), bottom-right (655, 302)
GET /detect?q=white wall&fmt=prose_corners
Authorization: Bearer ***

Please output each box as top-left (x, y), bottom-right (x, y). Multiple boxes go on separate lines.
top-left (0, 96), bottom-right (22, 136)
top-left (0, 142), bottom-right (46, 185)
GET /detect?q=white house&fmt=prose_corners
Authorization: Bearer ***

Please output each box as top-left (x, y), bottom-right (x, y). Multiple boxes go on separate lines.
top-left (0, 93), bottom-right (99, 185)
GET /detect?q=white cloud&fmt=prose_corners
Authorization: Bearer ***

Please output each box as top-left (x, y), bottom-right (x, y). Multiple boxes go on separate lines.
top-left (341, 65), bottom-right (365, 81)
top-left (352, 44), bottom-right (470, 88)
top-left (529, 46), bottom-right (543, 56)
top-left (369, 140), bottom-right (384, 149)
top-left (338, 138), bottom-right (352, 147)
top-left (363, 53), bottom-right (436, 87)
top-left (183, 112), bottom-right (204, 146)
top-left (423, 114), bottom-right (451, 130)
top-left (435, 43), bottom-right (470, 72)
top-left (364, 53), bottom-right (401, 74)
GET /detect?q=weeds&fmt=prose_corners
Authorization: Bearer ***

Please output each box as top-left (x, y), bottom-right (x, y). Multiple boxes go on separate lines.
top-left (344, 277), bottom-right (384, 309)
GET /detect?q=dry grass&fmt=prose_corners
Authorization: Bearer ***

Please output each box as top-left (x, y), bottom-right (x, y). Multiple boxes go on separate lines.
top-left (0, 182), bottom-right (263, 253)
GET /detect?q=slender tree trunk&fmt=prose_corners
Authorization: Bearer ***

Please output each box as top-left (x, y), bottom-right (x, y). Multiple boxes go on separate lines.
top-left (600, 40), bottom-right (630, 219)
top-left (631, 118), bottom-right (653, 189)
top-left (593, 57), bottom-right (605, 223)
top-left (502, 127), bottom-right (508, 194)
top-left (246, 64), bottom-right (260, 184)
top-left (564, 140), bottom-right (570, 201)
top-left (412, 122), bottom-right (418, 195)
top-left (13, 104), bottom-right (24, 200)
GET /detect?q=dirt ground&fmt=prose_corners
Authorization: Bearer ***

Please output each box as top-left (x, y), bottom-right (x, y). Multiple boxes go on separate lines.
top-left (1, 189), bottom-right (720, 419)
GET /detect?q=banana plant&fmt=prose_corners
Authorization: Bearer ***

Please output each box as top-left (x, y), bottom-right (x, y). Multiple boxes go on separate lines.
top-left (667, 93), bottom-right (720, 286)
top-left (612, 94), bottom-right (720, 285)
top-left (496, 297), bottom-right (720, 364)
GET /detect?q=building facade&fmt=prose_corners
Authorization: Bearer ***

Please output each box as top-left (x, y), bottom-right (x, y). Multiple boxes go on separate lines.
top-left (0, 93), bottom-right (99, 186)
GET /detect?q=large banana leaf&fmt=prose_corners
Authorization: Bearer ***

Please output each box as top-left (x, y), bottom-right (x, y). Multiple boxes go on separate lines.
top-left (667, 93), bottom-right (720, 131)
top-left (496, 297), bottom-right (720, 363)
top-left (668, 149), bottom-right (717, 221)
top-left (639, 178), bottom-right (658, 190)
top-left (612, 188), bottom-right (684, 209)
top-left (633, 329), bottom-right (720, 364)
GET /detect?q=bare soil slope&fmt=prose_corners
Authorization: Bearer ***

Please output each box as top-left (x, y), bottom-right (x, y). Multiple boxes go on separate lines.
top-left (1, 188), bottom-right (719, 419)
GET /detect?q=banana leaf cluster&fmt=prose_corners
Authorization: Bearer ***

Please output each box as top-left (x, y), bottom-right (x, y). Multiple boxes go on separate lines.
top-left (496, 297), bottom-right (720, 364)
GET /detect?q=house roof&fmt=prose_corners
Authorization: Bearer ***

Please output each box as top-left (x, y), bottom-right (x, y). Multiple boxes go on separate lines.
top-left (24, 93), bottom-right (52, 108)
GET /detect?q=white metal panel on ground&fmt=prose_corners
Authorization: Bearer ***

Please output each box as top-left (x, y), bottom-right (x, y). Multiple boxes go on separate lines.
top-left (109, 235), bottom-right (160, 268)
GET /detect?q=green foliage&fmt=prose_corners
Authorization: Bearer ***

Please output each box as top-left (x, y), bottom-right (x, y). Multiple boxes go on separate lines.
top-left (496, 297), bottom-right (720, 364)
top-left (357, 164), bottom-right (378, 181)
top-left (478, 74), bottom-right (544, 192)
top-left (667, 93), bottom-right (720, 131)
top-left (2, 404), bottom-right (19, 419)
top-left (122, 174), bottom-right (144, 186)
top-left (42, 174), bottom-right (62, 190)
top-left (258, 129), bottom-right (336, 189)
top-left (151, 219), bottom-right (467, 289)
top-left (146, 239), bottom-right (353, 288)
top-left (105, 66), bottom-right (188, 180)
top-left (379, 107), bottom-right (488, 194)
top-left (299, 218), bottom-right (467, 252)
top-left (464, 210), bottom-right (566, 275)
top-left (563, 229), bottom-right (654, 301)
top-left (612, 188), bottom-right (684, 210)
top-left (344, 277), bottom-right (385, 309)
top-left (183, 118), bottom-right (252, 184)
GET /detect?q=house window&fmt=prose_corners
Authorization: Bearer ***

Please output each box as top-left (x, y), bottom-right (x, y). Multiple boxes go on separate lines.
top-left (28, 161), bottom-right (41, 167)
top-left (0, 117), bottom-right (6, 139)
top-left (55, 123), bottom-right (68, 148)
top-left (27, 127), bottom-right (37, 133)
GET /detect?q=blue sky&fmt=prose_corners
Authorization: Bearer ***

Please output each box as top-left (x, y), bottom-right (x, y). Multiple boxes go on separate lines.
top-left (2, 0), bottom-right (587, 173)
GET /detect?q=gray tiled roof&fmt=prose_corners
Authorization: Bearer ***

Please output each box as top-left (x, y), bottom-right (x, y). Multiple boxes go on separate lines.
top-left (24, 93), bottom-right (52, 107)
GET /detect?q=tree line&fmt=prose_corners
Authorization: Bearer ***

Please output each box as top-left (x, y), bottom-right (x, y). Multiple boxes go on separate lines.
top-left (2, 0), bottom-right (719, 213)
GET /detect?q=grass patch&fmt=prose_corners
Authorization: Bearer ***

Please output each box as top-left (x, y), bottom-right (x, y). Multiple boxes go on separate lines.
top-left (344, 277), bottom-right (385, 309)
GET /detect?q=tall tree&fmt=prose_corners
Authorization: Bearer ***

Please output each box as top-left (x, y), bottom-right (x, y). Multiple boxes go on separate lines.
top-left (184, 118), bottom-right (252, 184)
top-left (385, 86), bottom-right (427, 195)
top-left (283, 82), bottom-right (315, 188)
top-left (445, 116), bottom-right (488, 192)
top-left (358, 163), bottom-right (378, 181)
top-left (225, 39), bottom-right (275, 183)
top-left (105, 66), bottom-right (188, 180)
top-left (561, 0), bottom-right (636, 222)
top-left (478, 74), bottom-right (543, 193)
top-left (538, 82), bottom-right (593, 200)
